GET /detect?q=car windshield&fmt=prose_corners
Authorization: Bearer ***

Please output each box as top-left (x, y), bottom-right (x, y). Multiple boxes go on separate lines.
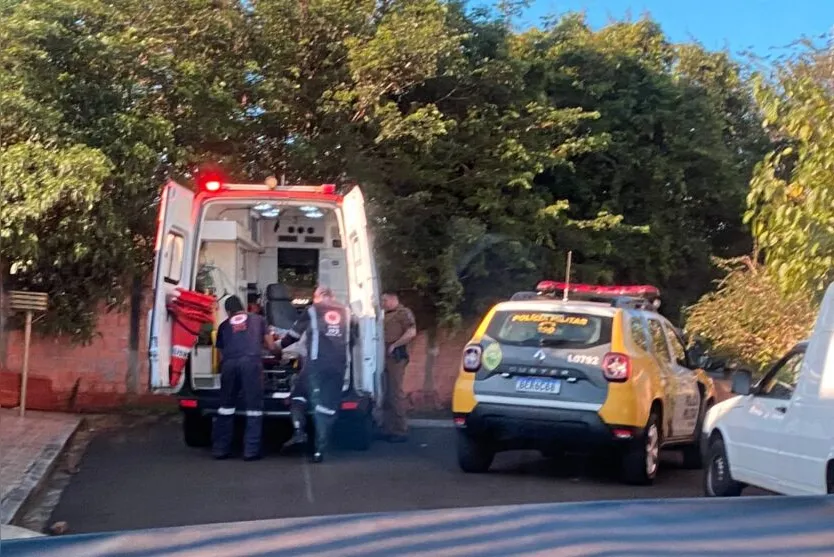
top-left (486, 310), bottom-right (612, 348)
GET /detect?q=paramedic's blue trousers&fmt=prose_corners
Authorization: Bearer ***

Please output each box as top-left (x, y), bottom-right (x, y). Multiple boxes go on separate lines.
top-left (212, 356), bottom-right (264, 459)
top-left (290, 367), bottom-right (342, 453)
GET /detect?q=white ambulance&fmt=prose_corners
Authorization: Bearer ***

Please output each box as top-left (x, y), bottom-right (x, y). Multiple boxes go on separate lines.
top-left (148, 176), bottom-right (384, 450)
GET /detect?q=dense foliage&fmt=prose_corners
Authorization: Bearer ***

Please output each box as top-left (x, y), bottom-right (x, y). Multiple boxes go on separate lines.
top-left (684, 257), bottom-right (817, 374)
top-left (2, 0), bottom-right (823, 378)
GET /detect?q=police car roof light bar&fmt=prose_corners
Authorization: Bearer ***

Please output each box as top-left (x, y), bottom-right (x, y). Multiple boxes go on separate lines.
top-left (536, 281), bottom-right (661, 301)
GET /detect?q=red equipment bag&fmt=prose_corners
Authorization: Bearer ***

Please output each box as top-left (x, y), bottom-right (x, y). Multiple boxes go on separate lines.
top-left (166, 288), bottom-right (216, 387)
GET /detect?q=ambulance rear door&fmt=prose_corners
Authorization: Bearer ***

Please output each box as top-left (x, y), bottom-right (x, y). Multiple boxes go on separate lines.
top-left (148, 181), bottom-right (196, 391)
top-left (368, 229), bottom-right (385, 398)
top-left (341, 186), bottom-right (380, 398)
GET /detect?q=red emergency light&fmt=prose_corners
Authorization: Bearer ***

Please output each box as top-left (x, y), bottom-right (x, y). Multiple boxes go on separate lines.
top-left (195, 167), bottom-right (226, 192)
top-left (321, 184), bottom-right (336, 194)
top-left (536, 281), bottom-right (660, 300)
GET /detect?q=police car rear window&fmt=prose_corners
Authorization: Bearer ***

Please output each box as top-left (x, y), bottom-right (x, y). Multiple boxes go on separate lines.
top-left (486, 311), bottom-right (612, 349)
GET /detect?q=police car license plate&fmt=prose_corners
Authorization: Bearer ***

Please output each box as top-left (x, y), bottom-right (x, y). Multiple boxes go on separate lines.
top-left (515, 377), bottom-right (561, 394)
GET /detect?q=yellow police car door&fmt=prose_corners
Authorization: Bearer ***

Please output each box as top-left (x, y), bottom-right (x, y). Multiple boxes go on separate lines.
top-left (661, 321), bottom-right (701, 438)
top-left (645, 317), bottom-right (679, 438)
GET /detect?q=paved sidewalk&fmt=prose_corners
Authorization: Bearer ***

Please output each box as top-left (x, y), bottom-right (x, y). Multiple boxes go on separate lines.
top-left (1, 410), bottom-right (81, 525)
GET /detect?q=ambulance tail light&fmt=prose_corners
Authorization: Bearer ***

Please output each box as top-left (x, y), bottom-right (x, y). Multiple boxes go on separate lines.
top-left (602, 352), bottom-right (631, 382)
top-left (462, 345), bottom-right (482, 372)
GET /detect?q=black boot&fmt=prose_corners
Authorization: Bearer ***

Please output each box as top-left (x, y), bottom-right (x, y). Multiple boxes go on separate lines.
top-left (283, 428), bottom-right (308, 449)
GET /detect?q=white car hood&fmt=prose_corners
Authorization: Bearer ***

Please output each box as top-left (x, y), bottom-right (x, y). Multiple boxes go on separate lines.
top-left (703, 394), bottom-right (745, 434)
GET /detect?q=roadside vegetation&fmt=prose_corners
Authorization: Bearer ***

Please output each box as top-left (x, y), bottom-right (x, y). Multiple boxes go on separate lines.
top-left (1, 1), bottom-right (831, 373)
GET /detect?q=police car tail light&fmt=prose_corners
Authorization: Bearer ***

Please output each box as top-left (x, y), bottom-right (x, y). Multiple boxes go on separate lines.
top-left (602, 352), bottom-right (631, 382)
top-left (462, 345), bottom-right (482, 372)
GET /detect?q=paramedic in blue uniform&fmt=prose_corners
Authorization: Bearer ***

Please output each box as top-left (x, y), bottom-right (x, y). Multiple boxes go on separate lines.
top-left (278, 286), bottom-right (350, 463)
top-left (212, 295), bottom-right (279, 461)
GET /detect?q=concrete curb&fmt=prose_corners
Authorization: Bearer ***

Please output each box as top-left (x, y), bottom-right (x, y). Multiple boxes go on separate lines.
top-left (1, 417), bottom-right (83, 526)
top-left (407, 418), bottom-right (454, 429)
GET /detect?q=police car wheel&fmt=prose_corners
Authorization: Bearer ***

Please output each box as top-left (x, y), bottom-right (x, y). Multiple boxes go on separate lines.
top-left (622, 411), bottom-right (660, 485)
top-left (457, 431), bottom-right (494, 473)
top-left (183, 413), bottom-right (212, 447)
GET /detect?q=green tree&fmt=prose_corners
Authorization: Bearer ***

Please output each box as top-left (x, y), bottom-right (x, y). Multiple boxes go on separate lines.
top-left (1, 0), bottom-right (252, 339)
top-left (516, 15), bottom-right (769, 319)
top-left (745, 43), bottom-right (834, 298)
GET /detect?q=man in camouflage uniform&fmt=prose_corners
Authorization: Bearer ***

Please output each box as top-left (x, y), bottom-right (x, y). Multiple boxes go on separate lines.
top-left (380, 290), bottom-right (417, 442)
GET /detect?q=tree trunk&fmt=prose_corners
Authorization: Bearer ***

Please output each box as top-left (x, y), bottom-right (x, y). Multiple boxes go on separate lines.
top-left (126, 274), bottom-right (143, 394)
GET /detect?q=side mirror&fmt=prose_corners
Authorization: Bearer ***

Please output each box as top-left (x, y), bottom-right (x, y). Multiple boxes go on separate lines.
top-left (706, 357), bottom-right (726, 371)
top-left (731, 369), bottom-right (753, 396)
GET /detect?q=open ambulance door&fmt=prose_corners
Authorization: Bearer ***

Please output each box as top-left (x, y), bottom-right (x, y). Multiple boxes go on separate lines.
top-left (148, 181), bottom-right (196, 391)
top-left (342, 186), bottom-right (380, 400)
top-left (368, 231), bottom-right (385, 400)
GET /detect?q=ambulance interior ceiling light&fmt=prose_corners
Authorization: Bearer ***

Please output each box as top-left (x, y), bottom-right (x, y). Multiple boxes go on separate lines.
top-left (299, 205), bottom-right (325, 218)
top-left (253, 202), bottom-right (274, 212)
top-left (261, 209), bottom-right (280, 218)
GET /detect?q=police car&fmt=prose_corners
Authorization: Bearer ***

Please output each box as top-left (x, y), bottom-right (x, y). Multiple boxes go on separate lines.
top-left (148, 173), bottom-right (384, 450)
top-left (452, 281), bottom-right (716, 485)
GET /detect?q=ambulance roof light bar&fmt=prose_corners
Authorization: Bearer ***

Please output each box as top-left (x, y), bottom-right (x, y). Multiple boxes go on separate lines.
top-left (199, 181), bottom-right (338, 194)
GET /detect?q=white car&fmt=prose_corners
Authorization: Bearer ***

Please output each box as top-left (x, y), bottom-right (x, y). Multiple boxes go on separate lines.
top-left (701, 282), bottom-right (834, 496)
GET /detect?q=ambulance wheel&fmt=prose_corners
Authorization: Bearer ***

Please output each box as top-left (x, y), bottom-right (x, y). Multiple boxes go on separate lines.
top-left (183, 413), bottom-right (212, 447)
top-left (345, 411), bottom-right (373, 451)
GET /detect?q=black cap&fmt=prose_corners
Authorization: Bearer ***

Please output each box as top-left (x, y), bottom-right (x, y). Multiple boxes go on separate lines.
top-left (224, 295), bottom-right (245, 315)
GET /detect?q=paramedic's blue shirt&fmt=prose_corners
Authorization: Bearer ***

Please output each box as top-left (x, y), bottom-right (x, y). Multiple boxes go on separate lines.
top-left (216, 312), bottom-right (267, 359)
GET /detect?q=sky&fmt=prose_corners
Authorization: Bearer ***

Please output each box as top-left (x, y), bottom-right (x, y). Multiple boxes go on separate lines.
top-left (519, 0), bottom-right (833, 58)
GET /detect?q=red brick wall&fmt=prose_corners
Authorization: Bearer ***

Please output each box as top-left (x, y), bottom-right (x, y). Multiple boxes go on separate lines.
top-left (0, 285), bottom-right (474, 412)
top-left (402, 325), bottom-right (476, 411)
top-left (0, 293), bottom-right (158, 411)
top-left (0, 299), bottom-right (732, 413)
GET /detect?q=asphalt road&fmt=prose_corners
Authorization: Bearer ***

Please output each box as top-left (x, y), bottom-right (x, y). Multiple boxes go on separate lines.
top-left (48, 417), bottom-right (752, 534)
